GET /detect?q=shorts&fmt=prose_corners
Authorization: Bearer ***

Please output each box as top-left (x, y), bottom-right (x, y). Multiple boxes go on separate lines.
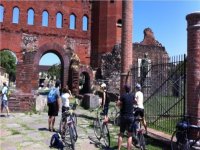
top-left (120, 115), bottom-right (134, 133)
top-left (134, 108), bottom-right (144, 118)
top-left (1, 100), bottom-right (8, 108)
top-left (103, 106), bottom-right (109, 116)
top-left (62, 106), bottom-right (69, 113)
top-left (48, 101), bottom-right (59, 116)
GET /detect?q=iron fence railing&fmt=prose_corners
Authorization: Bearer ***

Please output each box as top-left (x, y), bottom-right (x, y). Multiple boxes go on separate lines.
top-left (131, 55), bottom-right (186, 134)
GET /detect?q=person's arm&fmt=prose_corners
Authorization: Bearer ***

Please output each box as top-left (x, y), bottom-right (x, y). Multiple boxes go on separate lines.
top-left (101, 91), bottom-right (106, 107)
top-left (116, 96), bottom-right (122, 108)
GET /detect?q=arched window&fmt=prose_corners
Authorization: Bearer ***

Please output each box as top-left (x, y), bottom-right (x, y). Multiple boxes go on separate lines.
top-left (69, 14), bottom-right (76, 30)
top-left (42, 10), bottom-right (48, 27)
top-left (12, 7), bottom-right (20, 24)
top-left (27, 8), bottom-right (34, 25)
top-left (56, 12), bottom-right (63, 28)
top-left (0, 5), bottom-right (4, 22)
top-left (82, 15), bottom-right (88, 31)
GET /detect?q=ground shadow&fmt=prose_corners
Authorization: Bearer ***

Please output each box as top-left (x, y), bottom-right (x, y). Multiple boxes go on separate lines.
top-left (88, 136), bottom-right (116, 150)
top-left (0, 114), bottom-right (7, 117)
top-left (38, 127), bottom-right (49, 131)
top-left (77, 114), bottom-right (95, 121)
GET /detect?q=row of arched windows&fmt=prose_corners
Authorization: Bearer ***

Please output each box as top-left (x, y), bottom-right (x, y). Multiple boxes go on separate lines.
top-left (0, 5), bottom-right (89, 31)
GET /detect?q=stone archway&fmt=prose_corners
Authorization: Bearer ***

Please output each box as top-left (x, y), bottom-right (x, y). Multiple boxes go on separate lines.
top-left (16, 42), bottom-right (70, 93)
top-left (79, 65), bottom-right (93, 95)
top-left (33, 43), bottom-right (70, 90)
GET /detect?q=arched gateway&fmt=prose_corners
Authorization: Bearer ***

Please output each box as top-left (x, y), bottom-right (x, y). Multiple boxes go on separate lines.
top-left (16, 43), bottom-right (70, 93)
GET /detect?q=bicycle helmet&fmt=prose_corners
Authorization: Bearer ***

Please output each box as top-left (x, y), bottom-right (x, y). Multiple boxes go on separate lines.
top-left (135, 83), bottom-right (141, 90)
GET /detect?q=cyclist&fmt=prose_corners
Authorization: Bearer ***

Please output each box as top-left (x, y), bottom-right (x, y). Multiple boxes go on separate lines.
top-left (61, 86), bottom-right (73, 113)
top-left (1, 82), bottom-right (10, 117)
top-left (134, 83), bottom-right (147, 134)
top-left (100, 83), bottom-right (110, 123)
top-left (117, 84), bottom-right (135, 150)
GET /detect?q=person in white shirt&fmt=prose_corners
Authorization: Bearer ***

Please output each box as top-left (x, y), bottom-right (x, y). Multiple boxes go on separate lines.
top-left (1, 82), bottom-right (10, 116)
top-left (61, 86), bottom-right (72, 113)
top-left (134, 83), bottom-right (147, 134)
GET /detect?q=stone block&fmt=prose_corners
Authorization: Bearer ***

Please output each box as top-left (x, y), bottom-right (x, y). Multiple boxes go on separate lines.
top-left (35, 95), bottom-right (47, 112)
top-left (82, 93), bottom-right (100, 109)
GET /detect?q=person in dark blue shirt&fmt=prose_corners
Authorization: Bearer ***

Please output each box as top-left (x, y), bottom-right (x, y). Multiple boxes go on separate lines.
top-left (116, 85), bottom-right (135, 150)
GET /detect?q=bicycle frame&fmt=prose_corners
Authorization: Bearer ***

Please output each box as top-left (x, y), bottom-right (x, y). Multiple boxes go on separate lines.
top-left (171, 120), bottom-right (200, 150)
top-left (59, 104), bottom-right (78, 150)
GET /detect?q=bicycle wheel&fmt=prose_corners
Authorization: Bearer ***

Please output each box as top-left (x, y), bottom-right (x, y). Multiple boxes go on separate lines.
top-left (69, 126), bottom-right (76, 150)
top-left (137, 130), bottom-right (146, 150)
top-left (93, 118), bottom-right (101, 139)
top-left (108, 105), bottom-right (118, 122)
top-left (102, 124), bottom-right (110, 147)
top-left (72, 113), bottom-right (77, 126)
top-left (72, 123), bottom-right (78, 142)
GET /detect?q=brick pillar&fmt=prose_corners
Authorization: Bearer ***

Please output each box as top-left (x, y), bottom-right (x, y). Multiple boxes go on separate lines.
top-left (120, 1), bottom-right (133, 94)
top-left (186, 12), bottom-right (200, 137)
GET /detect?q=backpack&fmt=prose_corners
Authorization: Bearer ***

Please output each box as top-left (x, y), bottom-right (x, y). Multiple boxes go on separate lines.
top-left (6, 87), bottom-right (11, 98)
top-left (50, 133), bottom-right (64, 149)
top-left (2, 86), bottom-right (10, 99)
top-left (47, 88), bottom-right (57, 103)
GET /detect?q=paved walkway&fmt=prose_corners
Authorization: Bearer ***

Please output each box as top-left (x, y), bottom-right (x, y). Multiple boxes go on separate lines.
top-left (0, 104), bottom-right (173, 150)
top-left (0, 105), bottom-right (122, 150)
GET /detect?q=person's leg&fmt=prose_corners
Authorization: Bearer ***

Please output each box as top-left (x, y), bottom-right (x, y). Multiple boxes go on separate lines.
top-left (118, 116), bottom-right (126, 150)
top-left (118, 133), bottom-right (123, 150)
top-left (52, 116), bottom-right (55, 131)
top-left (127, 133), bottom-right (133, 150)
top-left (142, 118), bottom-right (147, 133)
top-left (5, 101), bottom-right (9, 116)
top-left (48, 116), bottom-right (52, 131)
top-left (5, 106), bottom-right (9, 116)
top-left (1, 102), bottom-right (3, 113)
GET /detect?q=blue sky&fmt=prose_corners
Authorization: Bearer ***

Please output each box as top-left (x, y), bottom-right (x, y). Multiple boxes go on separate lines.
top-left (134, 0), bottom-right (200, 57)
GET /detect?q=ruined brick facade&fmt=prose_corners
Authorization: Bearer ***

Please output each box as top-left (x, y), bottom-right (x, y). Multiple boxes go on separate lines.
top-left (0, 1), bottom-right (122, 111)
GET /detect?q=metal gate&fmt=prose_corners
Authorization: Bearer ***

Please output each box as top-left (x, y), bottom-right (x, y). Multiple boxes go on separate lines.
top-left (131, 55), bottom-right (186, 133)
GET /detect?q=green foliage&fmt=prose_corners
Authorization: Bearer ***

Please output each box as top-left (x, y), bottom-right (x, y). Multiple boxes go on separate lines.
top-left (0, 50), bottom-right (16, 82)
top-left (47, 64), bottom-right (61, 80)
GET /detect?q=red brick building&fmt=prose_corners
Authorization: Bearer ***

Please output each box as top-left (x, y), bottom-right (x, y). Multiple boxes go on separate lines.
top-left (0, 1), bottom-right (122, 95)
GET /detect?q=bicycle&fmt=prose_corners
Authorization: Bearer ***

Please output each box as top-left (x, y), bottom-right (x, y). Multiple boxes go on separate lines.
top-left (171, 120), bottom-right (200, 150)
top-left (114, 107), bottom-right (146, 149)
top-left (59, 103), bottom-right (78, 150)
top-left (107, 104), bottom-right (118, 123)
top-left (132, 116), bottom-right (146, 150)
top-left (93, 106), bottom-right (110, 148)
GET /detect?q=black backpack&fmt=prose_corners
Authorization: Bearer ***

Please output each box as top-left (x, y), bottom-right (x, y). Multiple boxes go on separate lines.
top-left (50, 133), bottom-right (64, 149)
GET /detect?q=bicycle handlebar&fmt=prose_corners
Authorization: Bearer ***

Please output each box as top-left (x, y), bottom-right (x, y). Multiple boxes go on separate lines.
top-left (188, 125), bottom-right (200, 130)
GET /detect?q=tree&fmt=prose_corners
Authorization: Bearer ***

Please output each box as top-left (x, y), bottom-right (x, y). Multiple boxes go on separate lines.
top-left (0, 50), bottom-right (16, 83)
top-left (47, 64), bottom-right (61, 80)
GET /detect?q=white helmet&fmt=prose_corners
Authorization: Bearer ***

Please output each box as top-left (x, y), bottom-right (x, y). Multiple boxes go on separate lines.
top-left (100, 83), bottom-right (106, 88)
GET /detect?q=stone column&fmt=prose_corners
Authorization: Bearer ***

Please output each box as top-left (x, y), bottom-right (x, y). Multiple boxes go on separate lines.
top-left (120, 1), bottom-right (133, 94)
top-left (186, 12), bottom-right (200, 137)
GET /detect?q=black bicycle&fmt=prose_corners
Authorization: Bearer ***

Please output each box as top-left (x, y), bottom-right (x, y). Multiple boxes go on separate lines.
top-left (114, 107), bottom-right (146, 149)
top-left (93, 106), bottom-right (110, 148)
top-left (171, 120), bottom-right (200, 150)
top-left (59, 103), bottom-right (78, 150)
top-left (132, 115), bottom-right (146, 150)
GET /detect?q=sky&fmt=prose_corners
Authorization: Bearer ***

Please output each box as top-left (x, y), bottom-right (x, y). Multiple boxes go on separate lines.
top-left (134, 0), bottom-right (200, 57)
